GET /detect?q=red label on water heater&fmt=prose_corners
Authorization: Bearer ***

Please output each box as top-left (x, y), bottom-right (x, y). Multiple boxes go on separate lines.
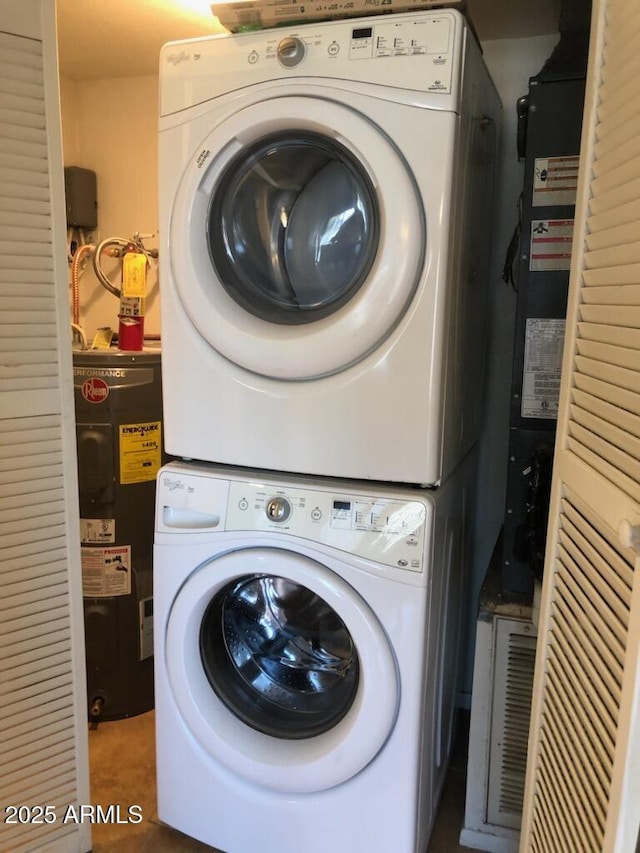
top-left (81, 377), bottom-right (110, 403)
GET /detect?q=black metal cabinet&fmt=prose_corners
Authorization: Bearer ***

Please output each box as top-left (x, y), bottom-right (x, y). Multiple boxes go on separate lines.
top-left (502, 74), bottom-right (586, 595)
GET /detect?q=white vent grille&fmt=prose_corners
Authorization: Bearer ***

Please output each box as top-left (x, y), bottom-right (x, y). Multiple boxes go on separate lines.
top-left (0, 29), bottom-right (59, 400)
top-left (487, 617), bottom-right (537, 829)
top-left (529, 492), bottom-right (634, 853)
top-left (498, 636), bottom-right (536, 815)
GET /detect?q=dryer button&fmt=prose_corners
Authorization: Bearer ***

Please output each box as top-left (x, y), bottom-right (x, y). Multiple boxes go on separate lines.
top-left (277, 36), bottom-right (306, 67)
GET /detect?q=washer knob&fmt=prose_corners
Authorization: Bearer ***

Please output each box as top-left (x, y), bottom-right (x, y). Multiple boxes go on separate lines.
top-left (266, 496), bottom-right (291, 523)
top-left (277, 36), bottom-right (306, 67)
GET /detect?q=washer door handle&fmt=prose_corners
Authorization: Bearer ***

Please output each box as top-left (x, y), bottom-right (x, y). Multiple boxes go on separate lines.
top-left (162, 506), bottom-right (220, 529)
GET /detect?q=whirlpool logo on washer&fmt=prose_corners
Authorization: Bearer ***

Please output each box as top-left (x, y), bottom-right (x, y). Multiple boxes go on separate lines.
top-left (162, 477), bottom-right (194, 494)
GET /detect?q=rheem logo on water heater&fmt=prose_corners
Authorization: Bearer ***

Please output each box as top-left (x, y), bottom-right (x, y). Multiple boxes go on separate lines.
top-left (82, 377), bottom-right (110, 403)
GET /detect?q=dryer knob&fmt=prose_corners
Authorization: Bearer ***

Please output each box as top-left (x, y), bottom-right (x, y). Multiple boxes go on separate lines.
top-left (277, 36), bottom-right (306, 67)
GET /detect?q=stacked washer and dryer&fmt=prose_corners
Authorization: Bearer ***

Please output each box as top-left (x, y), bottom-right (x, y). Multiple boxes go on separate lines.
top-left (154, 10), bottom-right (500, 853)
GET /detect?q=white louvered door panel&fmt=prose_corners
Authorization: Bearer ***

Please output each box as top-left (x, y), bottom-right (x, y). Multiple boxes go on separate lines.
top-left (0, 2), bottom-right (91, 852)
top-left (521, 1), bottom-right (640, 851)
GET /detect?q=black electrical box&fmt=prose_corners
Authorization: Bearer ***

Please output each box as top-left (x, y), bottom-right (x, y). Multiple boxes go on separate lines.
top-left (64, 166), bottom-right (98, 229)
top-left (501, 0), bottom-right (592, 597)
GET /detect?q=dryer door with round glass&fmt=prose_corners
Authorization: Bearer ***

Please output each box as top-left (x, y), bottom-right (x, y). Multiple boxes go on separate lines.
top-left (209, 131), bottom-right (379, 328)
top-left (164, 547), bottom-right (398, 793)
top-left (169, 96), bottom-right (425, 380)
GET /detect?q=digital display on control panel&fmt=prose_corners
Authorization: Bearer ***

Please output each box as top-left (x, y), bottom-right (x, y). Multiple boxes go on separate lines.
top-left (352, 27), bottom-right (373, 39)
top-left (333, 500), bottom-right (352, 510)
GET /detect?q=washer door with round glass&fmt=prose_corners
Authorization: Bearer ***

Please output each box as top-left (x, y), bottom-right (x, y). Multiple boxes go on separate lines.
top-left (165, 547), bottom-right (398, 793)
top-left (169, 96), bottom-right (425, 380)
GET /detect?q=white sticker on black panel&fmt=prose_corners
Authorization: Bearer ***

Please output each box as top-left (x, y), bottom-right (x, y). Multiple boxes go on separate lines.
top-left (521, 318), bottom-right (565, 419)
top-left (530, 219), bottom-right (574, 271)
top-left (82, 545), bottom-right (132, 597)
top-left (533, 155), bottom-right (580, 207)
top-left (80, 518), bottom-right (115, 544)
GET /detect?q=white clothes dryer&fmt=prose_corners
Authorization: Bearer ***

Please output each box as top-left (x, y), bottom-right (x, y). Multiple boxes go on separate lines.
top-left (158, 10), bottom-right (500, 486)
top-left (154, 457), bottom-right (472, 853)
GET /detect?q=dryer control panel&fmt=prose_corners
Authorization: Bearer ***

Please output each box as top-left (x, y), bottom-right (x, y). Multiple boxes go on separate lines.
top-left (160, 10), bottom-right (463, 116)
top-left (156, 466), bottom-right (429, 572)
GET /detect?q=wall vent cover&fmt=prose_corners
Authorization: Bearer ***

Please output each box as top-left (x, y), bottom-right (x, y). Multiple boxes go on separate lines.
top-left (487, 616), bottom-right (537, 829)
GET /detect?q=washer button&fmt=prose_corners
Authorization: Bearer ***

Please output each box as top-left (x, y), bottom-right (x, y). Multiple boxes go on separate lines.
top-left (311, 507), bottom-right (323, 521)
top-left (328, 41), bottom-right (340, 56)
top-left (248, 50), bottom-right (259, 64)
top-left (238, 498), bottom-right (249, 511)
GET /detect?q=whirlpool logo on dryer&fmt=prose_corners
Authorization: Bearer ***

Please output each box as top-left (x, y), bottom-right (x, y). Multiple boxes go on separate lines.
top-left (166, 50), bottom-right (190, 66)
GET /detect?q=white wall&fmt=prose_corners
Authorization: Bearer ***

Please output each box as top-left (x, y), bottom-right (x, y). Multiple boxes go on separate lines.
top-left (59, 76), bottom-right (79, 162)
top-left (459, 32), bottom-right (559, 703)
top-left (60, 75), bottom-right (160, 341)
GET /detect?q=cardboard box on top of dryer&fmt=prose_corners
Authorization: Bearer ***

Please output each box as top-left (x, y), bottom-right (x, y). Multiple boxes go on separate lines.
top-left (211, 0), bottom-right (467, 33)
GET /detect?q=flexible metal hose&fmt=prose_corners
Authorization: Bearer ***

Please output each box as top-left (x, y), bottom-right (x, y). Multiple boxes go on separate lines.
top-left (71, 243), bottom-right (94, 325)
top-left (92, 237), bottom-right (131, 298)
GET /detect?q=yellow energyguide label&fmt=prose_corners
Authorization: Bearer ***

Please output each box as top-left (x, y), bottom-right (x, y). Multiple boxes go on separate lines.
top-left (119, 421), bottom-right (162, 484)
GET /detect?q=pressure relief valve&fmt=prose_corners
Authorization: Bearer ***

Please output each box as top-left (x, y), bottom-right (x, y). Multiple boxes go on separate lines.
top-left (118, 244), bottom-right (147, 351)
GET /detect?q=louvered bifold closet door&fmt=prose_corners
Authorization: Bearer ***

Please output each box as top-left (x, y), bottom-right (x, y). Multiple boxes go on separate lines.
top-left (0, 3), bottom-right (90, 853)
top-left (520, 1), bottom-right (640, 852)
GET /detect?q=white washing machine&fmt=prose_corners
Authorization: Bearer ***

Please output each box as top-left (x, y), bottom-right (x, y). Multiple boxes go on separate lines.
top-left (154, 457), bottom-right (473, 853)
top-left (158, 10), bottom-right (501, 486)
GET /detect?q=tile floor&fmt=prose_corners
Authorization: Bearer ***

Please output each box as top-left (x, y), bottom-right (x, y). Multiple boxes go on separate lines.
top-left (89, 710), bottom-right (475, 853)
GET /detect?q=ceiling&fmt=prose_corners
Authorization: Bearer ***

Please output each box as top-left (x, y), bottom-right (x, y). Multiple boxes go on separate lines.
top-left (55, 0), bottom-right (561, 81)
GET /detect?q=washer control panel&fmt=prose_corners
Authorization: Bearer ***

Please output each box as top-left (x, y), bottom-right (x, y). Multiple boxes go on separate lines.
top-left (157, 467), bottom-right (429, 572)
top-left (226, 481), bottom-right (428, 572)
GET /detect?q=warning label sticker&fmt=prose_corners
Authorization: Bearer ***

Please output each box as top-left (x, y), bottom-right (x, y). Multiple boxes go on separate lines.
top-left (122, 252), bottom-right (147, 298)
top-left (82, 545), bottom-right (131, 597)
top-left (119, 421), bottom-right (162, 485)
top-left (80, 518), bottom-right (115, 544)
top-left (530, 219), bottom-right (574, 271)
top-left (533, 155), bottom-right (580, 207)
top-left (521, 318), bottom-right (566, 419)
